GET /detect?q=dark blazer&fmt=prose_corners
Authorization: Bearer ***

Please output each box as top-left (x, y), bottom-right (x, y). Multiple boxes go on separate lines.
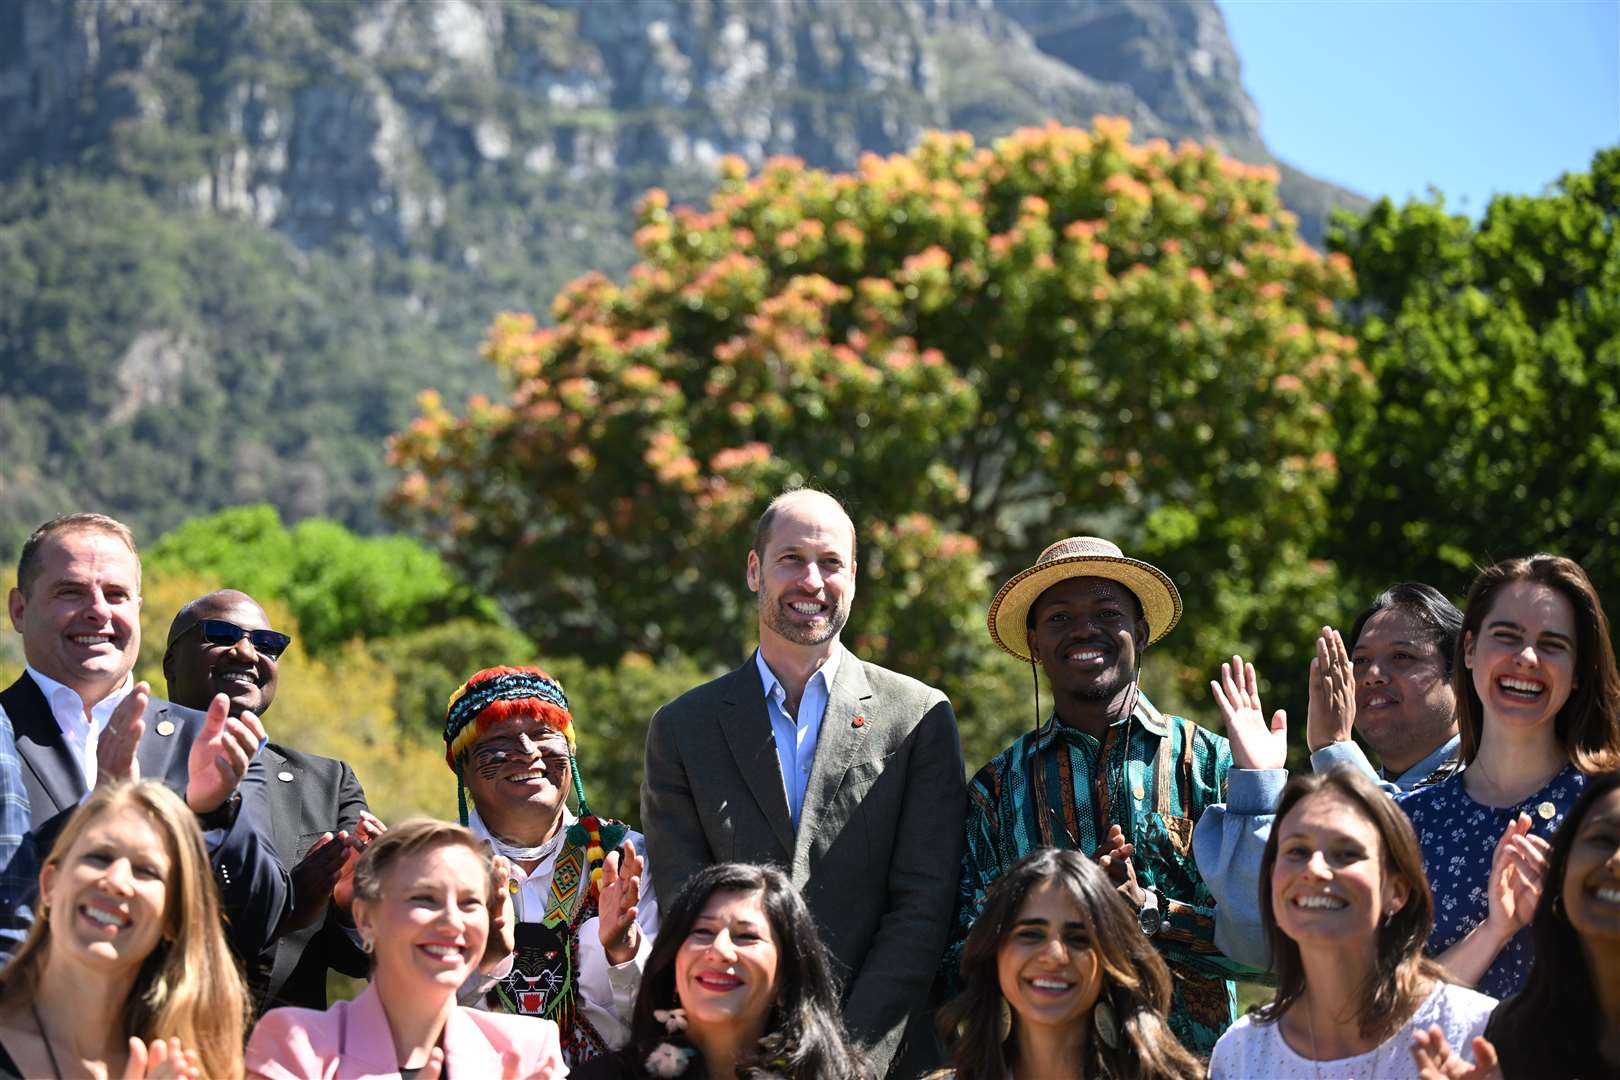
top-left (251, 742), bottom-right (371, 1011)
top-left (641, 652), bottom-right (967, 1077)
top-left (0, 672), bottom-right (290, 963)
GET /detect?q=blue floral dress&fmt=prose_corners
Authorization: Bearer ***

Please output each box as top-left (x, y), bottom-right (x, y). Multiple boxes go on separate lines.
top-left (1396, 763), bottom-right (1586, 999)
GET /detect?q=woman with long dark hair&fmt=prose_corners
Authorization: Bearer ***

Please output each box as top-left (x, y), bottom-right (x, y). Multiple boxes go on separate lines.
top-left (1412, 770), bottom-right (1620, 1078)
top-left (937, 848), bottom-right (1200, 1080)
top-left (1210, 767), bottom-right (1496, 1077)
top-left (573, 862), bottom-right (865, 1079)
top-left (0, 780), bottom-right (247, 1079)
top-left (1396, 554), bottom-right (1620, 996)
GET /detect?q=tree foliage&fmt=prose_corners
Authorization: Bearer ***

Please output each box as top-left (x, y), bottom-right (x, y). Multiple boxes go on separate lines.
top-left (1330, 148), bottom-right (1620, 601)
top-left (392, 118), bottom-right (1370, 731)
top-left (144, 505), bottom-right (498, 653)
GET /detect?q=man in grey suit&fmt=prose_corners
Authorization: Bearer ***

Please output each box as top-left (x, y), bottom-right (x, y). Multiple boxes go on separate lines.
top-left (1, 513), bottom-right (287, 960)
top-left (163, 588), bottom-right (381, 1011)
top-left (642, 489), bottom-right (967, 1077)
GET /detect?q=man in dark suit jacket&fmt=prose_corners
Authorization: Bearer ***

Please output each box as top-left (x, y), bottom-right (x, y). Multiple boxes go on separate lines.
top-left (163, 588), bottom-right (378, 1011)
top-left (642, 490), bottom-right (967, 1077)
top-left (2, 513), bottom-right (288, 962)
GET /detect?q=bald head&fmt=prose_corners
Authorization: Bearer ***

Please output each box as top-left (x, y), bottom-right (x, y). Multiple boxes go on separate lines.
top-left (753, 489), bottom-right (856, 565)
top-left (163, 588), bottom-right (284, 718)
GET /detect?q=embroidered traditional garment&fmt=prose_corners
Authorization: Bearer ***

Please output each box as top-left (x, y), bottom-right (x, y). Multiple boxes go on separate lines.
top-left (485, 826), bottom-right (623, 1062)
top-left (950, 693), bottom-right (1257, 1056)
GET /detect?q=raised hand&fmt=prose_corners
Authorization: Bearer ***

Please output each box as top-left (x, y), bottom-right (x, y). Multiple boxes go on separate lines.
top-left (1306, 626), bottom-right (1355, 752)
top-left (1211, 654), bottom-right (1288, 771)
top-left (283, 831), bottom-right (352, 932)
top-left (185, 694), bottom-right (267, 814)
top-left (124, 1036), bottom-right (202, 1079)
top-left (481, 855), bottom-right (516, 973)
top-left (1411, 1025), bottom-right (1502, 1080)
top-left (1095, 822), bottom-right (1144, 908)
top-left (332, 811), bottom-right (386, 912)
top-left (1486, 813), bottom-right (1550, 935)
top-left (97, 683), bottom-right (149, 786)
top-left (598, 841), bottom-right (645, 965)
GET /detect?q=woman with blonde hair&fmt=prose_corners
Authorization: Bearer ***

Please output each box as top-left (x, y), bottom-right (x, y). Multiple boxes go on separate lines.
top-left (247, 818), bottom-right (565, 1079)
top-left (938, 848), bottom-right (1201, 1080)
top-left (0, 779), bottom-right (248, 1079)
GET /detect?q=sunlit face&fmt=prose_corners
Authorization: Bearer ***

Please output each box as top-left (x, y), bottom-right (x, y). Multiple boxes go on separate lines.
top-left (163, 596), bottom-right (282, 718)
top-left (1271, 790), bottom-right (1409, 949)
top-left (1026, 578), bottom-right (1146, 706)
top-left (40, 804), bottom-right (172, 975)
top-left (461, 715), bottom-right (572, 840)
top-left (1351, 608), bottom-right (1458, 769)
top-left (995, 882), bottom-right (1102, 1038)
top-left (674, 889), bottom-right (780, 1037)
top-left (747, 495), bottom-right (856, 650)
top-left (9, 529), bottom-right (142, 706)
top-left (1464, 581), bottom-right (1577, 739)
top-left (1563, 787), bottom-right (1620, 946)
top-left (353, 843), bottom-right (490, 994)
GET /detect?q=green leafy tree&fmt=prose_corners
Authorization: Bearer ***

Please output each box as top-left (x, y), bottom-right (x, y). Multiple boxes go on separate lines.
top-left (391, 119), bottom-right (1369, 749)
top-left (145, 505), bottom-right (499, 653)
top-left (1330, 148), bottom-right (1620, 602)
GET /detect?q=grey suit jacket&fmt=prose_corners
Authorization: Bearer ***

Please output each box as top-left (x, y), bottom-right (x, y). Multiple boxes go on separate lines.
top-left (642, 651), bottom-right (966, 1077)
top-left (251, 742), bottom-right (371, 1011)
top-left (0, 672), bottom-right (290, 963)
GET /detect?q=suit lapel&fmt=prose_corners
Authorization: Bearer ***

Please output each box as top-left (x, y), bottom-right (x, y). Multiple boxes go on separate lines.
top-left (2, 673), bottom-right (84, 815)
top-left (719, 660), bottom-right (795, 858)
top-left (792, 655), bottom-right (875, 875)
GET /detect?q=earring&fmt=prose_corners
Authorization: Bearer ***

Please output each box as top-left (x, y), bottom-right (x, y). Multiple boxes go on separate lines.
top-left (360, 935), bottom-right (374, 954)
top-left (1093, 996), bottom-right (1119, 1049)
top-left (999, 996), bottom-right (1012, 1042)
top-left (1552, 893), bottom-right (1567, 920)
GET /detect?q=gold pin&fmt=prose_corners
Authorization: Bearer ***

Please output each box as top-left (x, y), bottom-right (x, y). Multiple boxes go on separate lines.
top-left (155, 719), bottom-right (176, 737)
top-left (1537, 801), bottom-right (1557, 821)
top-left (1132, 781), bottom-right (1145, 801)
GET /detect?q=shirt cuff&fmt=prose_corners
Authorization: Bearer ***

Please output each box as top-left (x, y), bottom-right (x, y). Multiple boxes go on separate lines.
top-left (1225, 768), bottom-right (1288, 814)
top-left (1310, 740), bottom-right (1377, 779)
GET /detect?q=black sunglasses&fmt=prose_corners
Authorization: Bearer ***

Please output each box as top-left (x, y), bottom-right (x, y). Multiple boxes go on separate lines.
top-left (186, 618), bottom-right (293, 659)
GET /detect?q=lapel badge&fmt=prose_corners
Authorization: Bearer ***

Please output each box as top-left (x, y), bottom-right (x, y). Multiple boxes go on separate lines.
top-left (1537, 800), bottom-right (1557, 821)
top-left (852, 715), bottom-right (866, 728)
top-left (155, 719), bottom-right (176, 737)
top-left (277, 771), bottom-right (295, 783)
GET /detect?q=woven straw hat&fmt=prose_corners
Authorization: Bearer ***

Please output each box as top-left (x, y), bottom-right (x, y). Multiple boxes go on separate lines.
top-left (987, 536), bottom-right (1182, 661)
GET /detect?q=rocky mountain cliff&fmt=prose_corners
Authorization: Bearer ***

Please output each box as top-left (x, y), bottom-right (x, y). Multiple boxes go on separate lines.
top-left (0, 0), bottom-right (1366, 551)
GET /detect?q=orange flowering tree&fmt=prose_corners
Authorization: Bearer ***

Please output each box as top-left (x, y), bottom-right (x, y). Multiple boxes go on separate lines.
top-left (391, 118), bottom-right (1368, 725)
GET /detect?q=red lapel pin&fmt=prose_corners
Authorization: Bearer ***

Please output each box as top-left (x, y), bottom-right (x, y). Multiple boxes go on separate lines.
top-left (852, 716), bottom-right (866, 728)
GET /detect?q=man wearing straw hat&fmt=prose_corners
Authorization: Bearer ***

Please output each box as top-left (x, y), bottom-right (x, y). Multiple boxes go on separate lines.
top-left (948, 536), bottom-right (1252, 1056)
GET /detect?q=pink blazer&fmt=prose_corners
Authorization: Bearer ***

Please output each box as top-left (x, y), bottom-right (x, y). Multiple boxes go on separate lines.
top-left (245, 983), bottom-right (568, 1080)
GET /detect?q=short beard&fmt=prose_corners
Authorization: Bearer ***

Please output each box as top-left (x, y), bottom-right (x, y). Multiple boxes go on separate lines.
top-left (760, 592), bottom-right (848, 647)
top-left (1063, 665), bottom-right (1135, 704)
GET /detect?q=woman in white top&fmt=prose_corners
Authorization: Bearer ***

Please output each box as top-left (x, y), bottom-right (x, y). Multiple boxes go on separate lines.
top-left (1210, 766), bottom-right (1495, 1079)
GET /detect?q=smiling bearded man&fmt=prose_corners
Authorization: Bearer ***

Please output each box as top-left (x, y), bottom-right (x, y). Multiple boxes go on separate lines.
top-left (947, 537), bottom-right (1258, 1057)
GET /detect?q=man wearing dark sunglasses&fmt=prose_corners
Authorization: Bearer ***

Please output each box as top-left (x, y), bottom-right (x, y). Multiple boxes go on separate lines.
top-left (163, 589), bottom-right (384, 1012)
top-left (2, 513), bottom-right (289, 966)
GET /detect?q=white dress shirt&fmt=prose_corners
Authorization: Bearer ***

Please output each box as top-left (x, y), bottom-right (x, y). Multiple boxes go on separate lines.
top-left (23, 665), bottom-right (134, 793)
top-left (464, 805), bottom-right (657, 1050)
top-left (755, 644), bottom-right (843, 832)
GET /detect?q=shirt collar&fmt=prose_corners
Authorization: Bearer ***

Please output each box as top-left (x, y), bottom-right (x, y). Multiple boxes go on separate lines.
top-left (467, 803), bottom-right (578, 878)
top-left (1385, 732), bottom-right (1463, 788)
top-left (26, 664), bottom-right (134, 728)
top-left (1029, 686), bottom-right (1167, 753)
top-left (754, 643), bottom-right (845, 706)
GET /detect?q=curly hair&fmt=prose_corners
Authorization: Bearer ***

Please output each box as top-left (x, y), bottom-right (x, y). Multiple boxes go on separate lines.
top-left (624, 863), bottom-right (867, 1079)
top-left (938, 848), bottom-right (1201, 1080)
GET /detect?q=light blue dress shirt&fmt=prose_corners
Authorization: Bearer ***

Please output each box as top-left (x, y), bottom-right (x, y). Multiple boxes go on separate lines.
top-left (755, 645), bottom-right (843, 832)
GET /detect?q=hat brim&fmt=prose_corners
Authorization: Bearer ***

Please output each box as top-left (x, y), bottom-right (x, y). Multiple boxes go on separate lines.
top-left (987, 555), bottom-right (1182, 661)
